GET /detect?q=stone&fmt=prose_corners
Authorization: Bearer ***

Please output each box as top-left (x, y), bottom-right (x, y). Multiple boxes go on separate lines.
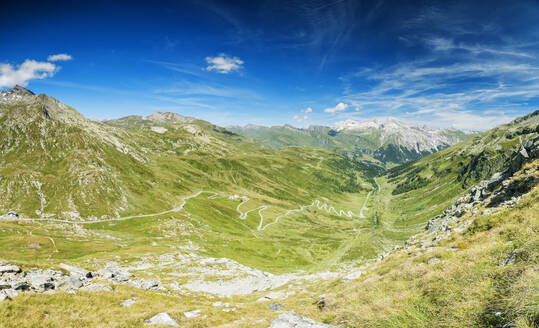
top-left (314, 298), bottom-right (325, 311)
top-left (268, 312), bottom-right (339, 328)
top-left (501, 250), bottom-right (519, 266)
top-left (212, 301), bottom-right (230, 307)
top-left (60, 264), bottom-right (92, 279)
top-left (3, 289), bottom-right (19, 298)
top-left (0, 265), bottom-right (21, 274)
top-left (12, 281), bottom-right (30, 291)
top-left (130, 279), bottom-right (159, 290)
top-left (27, 272), bottom-right (56, 291)
top-left (428, 258), bottom-right (440, 265)
top-left (56, 275), bottom-right (83, 290)
top-left (146, 313), bottom-right (179, 327)
top-left (341, 270), bottom-right (366, 281)
top-left (269, 303), bottom-right (283, 311)
top-left (80, 282), bottom-right (113, 292)
top-left (0, 291), bottom-right (8, 302)
top-left (121, 298), bottom-right (136, 307)
top-left (184, 309), bottom-right (202, 318)
top-left (96, 262), bottom-right (133, 281)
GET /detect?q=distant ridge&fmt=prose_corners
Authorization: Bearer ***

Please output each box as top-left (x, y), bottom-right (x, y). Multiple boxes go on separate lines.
top-left (229, 118), bottom-right (480, 166)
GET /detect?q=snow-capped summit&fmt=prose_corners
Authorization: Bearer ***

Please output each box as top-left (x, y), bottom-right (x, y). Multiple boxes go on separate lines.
top-left (333, 117), bottom-right (470, 154)
top-left (334, 118), bottom-right (382, 131)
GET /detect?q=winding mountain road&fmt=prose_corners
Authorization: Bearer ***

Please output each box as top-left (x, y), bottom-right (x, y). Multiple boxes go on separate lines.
top-left (1, 190), bottom-right (369, 232)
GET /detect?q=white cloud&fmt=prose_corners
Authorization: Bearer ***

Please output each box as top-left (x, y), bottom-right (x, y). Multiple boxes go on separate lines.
top-left (205, 54), bottom-right (243, 74)
top-left (47, 54), bottom-right (73, 62)
top-left (293, 114), bottom-right (309, 123)
top-left (0, 59), bottom-right (58, 88)
top-left (292, 107), bottom-right (313, 124)
top-left (324, 102), bottom-right (348, 113)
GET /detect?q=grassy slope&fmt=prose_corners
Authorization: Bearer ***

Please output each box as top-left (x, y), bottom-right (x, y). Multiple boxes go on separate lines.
top-left (0, 163), bottom-right (536, 328)
top-left (0, 97), bottom-right (391, 272)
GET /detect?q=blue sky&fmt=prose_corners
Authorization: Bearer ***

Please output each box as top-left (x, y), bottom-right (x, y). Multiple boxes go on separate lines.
top-left (1, 0), bottom-right (539, 130)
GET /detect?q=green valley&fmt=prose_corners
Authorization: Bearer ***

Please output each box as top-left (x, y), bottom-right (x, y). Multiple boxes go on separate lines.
top-left (0, 87), bottom-right (537, 328)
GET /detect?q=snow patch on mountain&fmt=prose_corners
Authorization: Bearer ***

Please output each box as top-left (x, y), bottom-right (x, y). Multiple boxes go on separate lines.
top-left (334, 117), bottom-right (467, 153)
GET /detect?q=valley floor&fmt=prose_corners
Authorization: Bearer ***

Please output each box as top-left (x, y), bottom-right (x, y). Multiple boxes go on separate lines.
top-left (0, 160), bottom-right (537, 327)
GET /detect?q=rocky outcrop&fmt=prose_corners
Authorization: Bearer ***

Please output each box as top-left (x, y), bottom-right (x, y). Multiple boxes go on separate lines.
top-left (0, 262), bottom-right (161, 302)
top-left (425, 136), bottom-right (538, 236)
top-left (268, 312), bottom-right (339, 328)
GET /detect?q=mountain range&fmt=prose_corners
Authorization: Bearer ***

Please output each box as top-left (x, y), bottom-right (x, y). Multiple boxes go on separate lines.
top-left (0, 86), bottom-right (537, 328)
top-left (229, 118), bottom-right (478, 167)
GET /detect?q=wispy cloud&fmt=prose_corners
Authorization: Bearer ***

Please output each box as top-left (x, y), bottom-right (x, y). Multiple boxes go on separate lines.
top-left (47, 53), bottom-right (73, 61)
top-left (146, 60), bottom-right (208, 78)
top-left (338, 32), bottom-right (539, 129)
top-left (205, 54), bottom-right (244, 74)
top-left (153, 81), bottom-right (259, 99)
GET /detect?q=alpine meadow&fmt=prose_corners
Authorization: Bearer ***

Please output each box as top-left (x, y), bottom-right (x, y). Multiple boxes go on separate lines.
top-left (0, 1), bottom-right (538, 327)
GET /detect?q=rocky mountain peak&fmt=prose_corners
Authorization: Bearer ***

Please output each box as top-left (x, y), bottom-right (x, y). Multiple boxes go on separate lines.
top-left (145, 112), bottom-right (195, 124)
top-left (9, 85), bottom-right (35, 96)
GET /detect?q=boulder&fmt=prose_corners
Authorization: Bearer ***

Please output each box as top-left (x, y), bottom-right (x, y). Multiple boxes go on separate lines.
top-left (268, 312), bottom-right (339, 328)
top-left (0, 291), bottom-right (8, 302)
top-left (0, 265), bottom-right (21, 274)
top-left (341, 270), bottom-right (366, 281)
top-left (56, 275), bottom-right (83, 290)
top-left (80, 282), bottom-right (113, 292)
top-left (3, 289), bottom-right (19, 298)
top-left (12, 281), bottom-right (30, 291)
top-left (26, 272), bottom-right (56, 291)
top-left (270, 303), bottom-right (283, 311)
top-left (121, 298), bottom-right (136, 307)
top-left (60, 264), bottom-right (92, 279)
top-left (427, 257), bottom-right (440, 264)
top-left (184, 309), bottom-right (202, 318)
top-left (98, 263), bottom-right (133, 282)
top-left (146, 313), bottom-right (179, 327)
top-left (501, 250), bottom-right (520, 266)
top-left (130, 279), bottom-right (159, 290)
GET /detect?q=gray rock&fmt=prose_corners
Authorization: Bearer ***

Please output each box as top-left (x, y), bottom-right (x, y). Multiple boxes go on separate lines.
top-left (501, 250), bottom-right (519, 266)
top-left (3, 289), bottom-right (19, 298)
top-left (97, 263), bottom-right (132, 281)
top-left (184, 309), bottom-right (202, 318)
top-left (0, 265), bottom-right (21, 274)
top-left (146, 312), bottom-right (179, 327)
top-left (0, 291), bottom-right (8, 302)
top-left (80, 282), bottom-right (113, 292)
top-left (270, 303), bottom-right (283, 311)
top-left (268, 312), bottom-right (339, 328)
top-left (56, 275), bottom-right (83, 290)
top-left (428, 258), bottom-right (440, 265)
top-left (27, 272), bottom-right (55, 291)
top-left (341, 270), bottom-right (366, 281)
top-left (12, 281), bottom-right (30, 291)
top-left (60, 264), bottom-right (92, 279)
top-left (130, 279), bottom-right (159, 290)
top-left (121, 298), bottom-right (136, 307)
